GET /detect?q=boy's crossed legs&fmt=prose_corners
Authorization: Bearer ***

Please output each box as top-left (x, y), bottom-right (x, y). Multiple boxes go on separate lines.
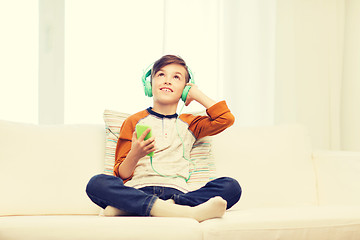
top-left (86, 174), bottom-right (241, 222)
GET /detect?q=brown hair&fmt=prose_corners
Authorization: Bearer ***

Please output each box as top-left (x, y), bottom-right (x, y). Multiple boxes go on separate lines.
top-left (151, 55), bottom-right (190, 83)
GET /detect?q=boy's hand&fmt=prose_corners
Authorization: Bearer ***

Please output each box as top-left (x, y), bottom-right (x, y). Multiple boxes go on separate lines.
top-left (184, 83), bottom-right (216, 109)
top-left (130, 128), bottom-right (155, 159)
top-left (184, 83), bottom-right (199, 106)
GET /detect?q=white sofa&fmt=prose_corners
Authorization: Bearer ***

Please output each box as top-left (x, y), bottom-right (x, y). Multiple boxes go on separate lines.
top-left (1, 119), bottom-right (360, 240)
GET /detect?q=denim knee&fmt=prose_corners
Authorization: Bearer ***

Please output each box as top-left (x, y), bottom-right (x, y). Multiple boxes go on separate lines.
top-left (219, 177), bottom-right (242, 208)
top-left (86, 174), bottom-right (114, 197)
top-left (222, 177), bottom-right (242, 194)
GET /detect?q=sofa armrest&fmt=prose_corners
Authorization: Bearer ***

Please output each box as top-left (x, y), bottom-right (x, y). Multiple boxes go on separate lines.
top-left (312, 150), bottom-right (360, 206)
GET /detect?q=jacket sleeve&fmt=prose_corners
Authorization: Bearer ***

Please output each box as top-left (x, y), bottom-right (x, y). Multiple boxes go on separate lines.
top-left (113, 118), bottom-right (135, 181)
top-left (181, 100), bottom-right (235, 139)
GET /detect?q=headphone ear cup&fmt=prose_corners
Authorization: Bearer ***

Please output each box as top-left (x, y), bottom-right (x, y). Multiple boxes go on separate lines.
top-left (181, 85), bottom-right (191, 102)
top-left (142, 68), bottom-right (153, 97)
top-left (144, 80), bottom-right (153, 97)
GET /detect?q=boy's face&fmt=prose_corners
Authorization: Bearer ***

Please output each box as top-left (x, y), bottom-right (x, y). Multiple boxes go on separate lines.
top-left (152, 63), bottom-right (187, 105)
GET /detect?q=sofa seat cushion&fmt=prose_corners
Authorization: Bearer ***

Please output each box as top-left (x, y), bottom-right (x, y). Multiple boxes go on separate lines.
top-left (0, 215), bottom-right (202, 240)
top-left (201, 206), bottom-right (360, 240)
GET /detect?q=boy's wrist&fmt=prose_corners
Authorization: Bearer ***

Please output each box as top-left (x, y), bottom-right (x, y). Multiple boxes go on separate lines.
top-left (193, 89), bottom-right (216, 109)
top-left (127, 149), bottom-right (141, 163)
top-left (119, 149), bottom-right (140, 179)
top-left (186, 84), bottom-right (216, 109)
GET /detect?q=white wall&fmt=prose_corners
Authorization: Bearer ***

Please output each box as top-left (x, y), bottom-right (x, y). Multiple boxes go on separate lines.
top-left (341, 0), bottom-right (360, 151)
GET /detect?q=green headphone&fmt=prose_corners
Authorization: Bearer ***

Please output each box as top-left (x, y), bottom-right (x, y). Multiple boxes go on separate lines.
top-left (141, 64), bottom-right (195, 102)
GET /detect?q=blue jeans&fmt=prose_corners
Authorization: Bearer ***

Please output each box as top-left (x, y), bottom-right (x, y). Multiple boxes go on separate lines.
top-left (86, 174), bottom-right (242, 216)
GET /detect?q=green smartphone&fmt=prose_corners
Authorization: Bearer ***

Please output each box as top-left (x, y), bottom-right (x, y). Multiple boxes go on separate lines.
top-left (135, 124), bottom-right (154, 157)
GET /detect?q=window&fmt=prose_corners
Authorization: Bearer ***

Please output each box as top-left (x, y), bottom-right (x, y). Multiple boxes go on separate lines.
top-left (64, 0), bottom-right (164, 124)
top-left (0, 0), bottom-right (39, 123)
top-left (64, 0), bottom-right (221, 124)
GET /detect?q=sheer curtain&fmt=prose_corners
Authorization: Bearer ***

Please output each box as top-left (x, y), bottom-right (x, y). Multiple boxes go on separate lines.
top-left (341, 0), bottom-right (360, 151)
top-left (275, 0), bottom-right (345, 150)
top-left (219, 0), bottom-right (276, 126)
top-left (62, 0), bottom-right (360, 150)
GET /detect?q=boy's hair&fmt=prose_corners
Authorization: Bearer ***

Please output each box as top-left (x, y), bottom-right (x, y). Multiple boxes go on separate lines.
top-left (151, 55), bottom-right (190, 83)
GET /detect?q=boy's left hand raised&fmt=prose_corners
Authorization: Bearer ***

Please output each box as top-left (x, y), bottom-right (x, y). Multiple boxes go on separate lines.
top-left (184, 83), bottom-right (216, 109)
top-left (184, 83), bottom-right (198, 106)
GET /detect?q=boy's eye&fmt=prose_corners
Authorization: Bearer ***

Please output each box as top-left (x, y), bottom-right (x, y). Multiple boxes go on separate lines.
top-left (157, 73), bottom-right (165, 77)
top-left (174, 75), bottom-right (180, 80)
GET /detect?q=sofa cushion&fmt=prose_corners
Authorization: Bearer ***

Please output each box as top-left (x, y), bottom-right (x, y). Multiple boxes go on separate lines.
top-left (103, 109), bottom-right (216, 191)
top-left (103, 109), bottom-right (130, 175)
top-left (313, 150), bottom-right (360, 206)
top-left (0, 120), bottom-right (105, 216)
top-left (0, 215), bottom-right (202, 240)
top-left (201, 206), bottom-right (360, 240)
top-left (212, 124), bottom-right (317, 209)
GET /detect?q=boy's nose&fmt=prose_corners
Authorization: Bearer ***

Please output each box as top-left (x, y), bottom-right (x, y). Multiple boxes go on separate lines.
top-left (164, 77), bottom-right (172, 84)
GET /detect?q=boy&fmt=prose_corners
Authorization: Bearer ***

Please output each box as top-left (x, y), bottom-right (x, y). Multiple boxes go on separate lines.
top-left (86, 55), bottom-right (241, 222)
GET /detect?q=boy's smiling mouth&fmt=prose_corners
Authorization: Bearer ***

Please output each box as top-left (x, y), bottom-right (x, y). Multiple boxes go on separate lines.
top-left (160, 87), bottom-right (173, 93)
